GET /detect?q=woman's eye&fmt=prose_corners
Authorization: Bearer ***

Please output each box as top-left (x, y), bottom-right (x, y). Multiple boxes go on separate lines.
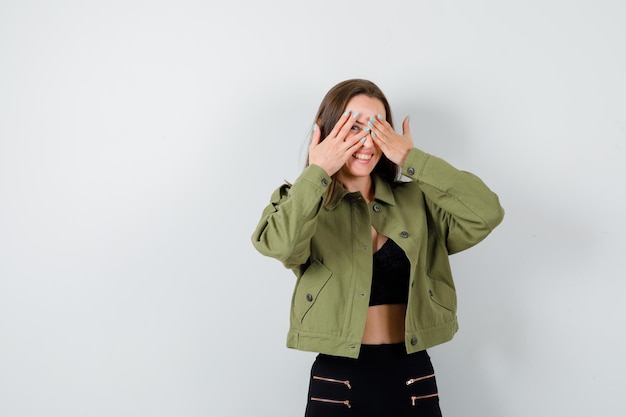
top-left (351, 125), bottom-right (360, 131)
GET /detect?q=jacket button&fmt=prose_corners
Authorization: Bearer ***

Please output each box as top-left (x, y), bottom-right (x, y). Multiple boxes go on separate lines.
top-left (410, 337), bottom-right (418, 346)
top-left (373, 204), bottom-right (381, 212)
top-left (407, 167), bottom-right (415, 176)
top-left (321, 178), bottom-right (329, 187)
top-left (400, 231), bottom-right (409, 238)
top-left (306, 293), bottom-right (313, 302)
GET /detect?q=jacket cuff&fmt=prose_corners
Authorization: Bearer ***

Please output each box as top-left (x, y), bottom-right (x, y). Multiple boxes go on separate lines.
top-left (401, 148), bottom-right (431, 180)
top-left (293, 164), bottom-right (332, 195)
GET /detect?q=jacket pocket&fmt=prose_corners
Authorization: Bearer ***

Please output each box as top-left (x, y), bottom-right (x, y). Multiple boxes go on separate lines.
top-left (427, 277), bottom-right (457, 312)
top-left (293, 261), bottom-right (332, 323)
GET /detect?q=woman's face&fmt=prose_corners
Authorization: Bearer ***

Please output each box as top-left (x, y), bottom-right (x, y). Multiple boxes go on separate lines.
top-left (338, 94), bottom-right (386, 180)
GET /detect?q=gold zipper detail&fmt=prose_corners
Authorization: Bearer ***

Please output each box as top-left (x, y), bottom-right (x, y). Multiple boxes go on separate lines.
top-left (313, 375), bottom-right (352, 389)
top-left (310, 397), bottom-right (352, 408)
top-left (411, 393), bottom-right (439, 406)
top-left (405, 373), bottom-right (435, 386)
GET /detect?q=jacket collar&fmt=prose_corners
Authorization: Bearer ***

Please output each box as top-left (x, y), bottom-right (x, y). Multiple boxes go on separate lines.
top-left (325, 175), bottom-right (397, 210)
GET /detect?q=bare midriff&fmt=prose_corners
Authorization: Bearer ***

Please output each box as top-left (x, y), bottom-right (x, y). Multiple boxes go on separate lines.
top-left (361, 303), bottom-right (407, 344)
top-left (362, 226), bottom-right (408, 345)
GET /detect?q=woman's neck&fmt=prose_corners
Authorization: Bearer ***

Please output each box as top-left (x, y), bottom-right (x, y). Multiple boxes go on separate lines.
top-left (338, 174), bottom-right (374, 203)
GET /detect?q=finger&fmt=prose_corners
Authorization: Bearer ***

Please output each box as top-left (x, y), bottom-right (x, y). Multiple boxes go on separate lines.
top-left (370, 132), bottom-right (387, 152)
top-left (370, 128), bottom-right (394, 154)
top-left (370, 114), bottom-right (394, 134)
top-left (368, 114), bottom-right (387, 125)
top-left (402, 116), bottom-right (411, 136)
top-left (327, 110), bottom-right (353, 139)
top-left (367, 115), bottom-right (383, 137)
top-left (336, 110), bottom-right (361, 141)
top-left (345, 133), bottom-right (369, 153)
top-left (368, 117), bottom-right (387, 144)
top-left (310, 123), bottom-right (321, 146)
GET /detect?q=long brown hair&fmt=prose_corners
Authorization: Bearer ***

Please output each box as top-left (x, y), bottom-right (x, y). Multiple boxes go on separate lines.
top-left (306, 79), bottom-right (400, 201)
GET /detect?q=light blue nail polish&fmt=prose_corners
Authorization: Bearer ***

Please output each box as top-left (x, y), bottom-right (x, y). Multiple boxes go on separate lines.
top-left (353, 111), bottom-right (360, 119)
top-left (360, 137), bottom-right (366, 143)
top-left (344, 110), bottom-right (350, 116)
top-left (371, 131), bottom-right (376, 137)
top-left (370, 116), bottom-right (376, 122)
top-left (368, 121), bottom-right (373, 127)
top-left (377, 114), bottom-right (383, 120)
top-left (364, 127), bottom-right (370, 133)
top-left (313, 123), bottom-right (318, 131)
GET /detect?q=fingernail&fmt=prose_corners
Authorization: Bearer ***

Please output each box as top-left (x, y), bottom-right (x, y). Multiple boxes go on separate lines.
top-left (313, 123), bottom-right (318, 131)
top-left (371, 131), bottom-right (376, 137)
top-left (364, 127), bottom-right (370, 133)
top-left (377, 114), bottom-right (383, 120)
top-left (370, 116), bottom-right (376, 122)
top-left (352, 111), bottom-right (360, 119)
top-left (368, 121), bottom-right (373, 127)
top-left (360, 137), bottom-right (366, 143)
top-left (344, 110), bottom-right (350, 116)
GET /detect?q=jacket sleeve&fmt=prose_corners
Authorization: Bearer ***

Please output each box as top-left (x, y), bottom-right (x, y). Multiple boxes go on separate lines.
top-left (401, 148), bottom-right (505, 254)
top-left (251, 164), bottom-right (331, 269)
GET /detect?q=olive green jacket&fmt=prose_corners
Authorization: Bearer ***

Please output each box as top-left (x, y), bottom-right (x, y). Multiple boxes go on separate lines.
top-left (251, 148), bottom-right (504, 358)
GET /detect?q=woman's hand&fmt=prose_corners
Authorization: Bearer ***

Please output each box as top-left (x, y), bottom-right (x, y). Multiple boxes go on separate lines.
top-left (308, 111), bottom-right (367, 176)
top-left (368, 115), bottom-right (413, 167)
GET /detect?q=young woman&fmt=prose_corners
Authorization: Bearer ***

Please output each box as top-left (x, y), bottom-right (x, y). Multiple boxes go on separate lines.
top-left (251, 79), bottom-right (504, 417)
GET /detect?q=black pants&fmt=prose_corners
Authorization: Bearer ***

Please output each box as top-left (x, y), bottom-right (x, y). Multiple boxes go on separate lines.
top-left (305, 344), bottom-right (442, 417)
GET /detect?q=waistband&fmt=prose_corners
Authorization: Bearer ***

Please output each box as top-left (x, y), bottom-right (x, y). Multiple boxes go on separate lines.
top-left (318, 343), bottom-right (425, 364)
top-left (358, 343), bottom-right (408, 362)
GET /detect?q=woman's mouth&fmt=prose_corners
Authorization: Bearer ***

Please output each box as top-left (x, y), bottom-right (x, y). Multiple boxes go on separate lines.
top-left (353, 153), bottom-right (372, 161)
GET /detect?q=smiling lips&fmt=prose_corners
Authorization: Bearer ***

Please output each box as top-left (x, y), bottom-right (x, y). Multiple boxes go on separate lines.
top-left (353, 153), bottom-right (372, 161)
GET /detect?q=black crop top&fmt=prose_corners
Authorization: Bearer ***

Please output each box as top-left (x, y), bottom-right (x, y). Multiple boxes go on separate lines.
top-left (369, 238), bottom-right (411, 306)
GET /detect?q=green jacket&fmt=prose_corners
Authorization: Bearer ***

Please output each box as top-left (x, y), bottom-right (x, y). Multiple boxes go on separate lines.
top-left (251, 148), bottom-right (504, 358)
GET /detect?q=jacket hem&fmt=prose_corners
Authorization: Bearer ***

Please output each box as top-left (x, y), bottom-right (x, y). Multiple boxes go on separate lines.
top-left (287, 317), bottom-right (459, 359)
